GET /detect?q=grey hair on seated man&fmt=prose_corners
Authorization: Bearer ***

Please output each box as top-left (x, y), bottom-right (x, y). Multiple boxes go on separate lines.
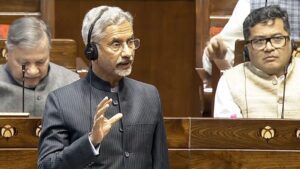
top-left (0, 16), bottom-right (79, 116)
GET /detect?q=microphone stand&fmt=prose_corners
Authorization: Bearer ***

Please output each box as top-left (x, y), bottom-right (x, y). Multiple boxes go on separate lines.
top-left (22, 64), bottom-right (25, 112)
top-left (281, 70), bottom-right (287, 119)
top-left (281, 56), bottom-right (292, 119)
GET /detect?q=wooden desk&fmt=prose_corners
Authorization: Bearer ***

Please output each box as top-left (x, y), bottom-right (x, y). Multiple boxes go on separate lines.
top-left (2, 118), bottom-right (299, 168)
top-left (165, 118), bottom-right (300, 169)
top-left (0, 117), bottom-right (41, 169)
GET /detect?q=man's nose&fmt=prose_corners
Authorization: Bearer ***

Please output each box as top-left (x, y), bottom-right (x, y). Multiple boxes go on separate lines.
top-left (264, 41), bottom-right (275, 51)
top-left (121, 43), bottom-right (132, 56)
top-left (26, 64), bottom-right (39, 76)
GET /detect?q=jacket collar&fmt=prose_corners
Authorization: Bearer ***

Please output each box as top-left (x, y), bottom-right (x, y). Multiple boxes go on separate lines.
top-left (85, 69), bottom-right (124, 92)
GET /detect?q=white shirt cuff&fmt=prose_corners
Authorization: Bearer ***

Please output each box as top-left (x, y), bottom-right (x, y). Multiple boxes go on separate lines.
top-left (88, 135), bottom-right (101, 155)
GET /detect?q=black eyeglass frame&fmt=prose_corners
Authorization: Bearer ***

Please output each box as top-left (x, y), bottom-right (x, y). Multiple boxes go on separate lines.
top-left (246, 35), bottom-right (290, 50)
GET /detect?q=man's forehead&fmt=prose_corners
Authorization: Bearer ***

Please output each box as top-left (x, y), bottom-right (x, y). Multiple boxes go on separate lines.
top-left (102, 21), bottom-right (133, 40)
top-left (250, 18), bottom-right (288, 37)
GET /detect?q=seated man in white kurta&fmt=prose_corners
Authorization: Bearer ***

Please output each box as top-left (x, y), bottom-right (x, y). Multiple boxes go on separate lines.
top-left (214, 5), bottom-right (300, 118)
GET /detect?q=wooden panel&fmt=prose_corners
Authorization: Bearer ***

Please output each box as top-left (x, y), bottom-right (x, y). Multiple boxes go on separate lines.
top-left (0, 39), bottom-right (77, 70)
top-left (0, 118), bottom-right (39, 168)
top-left (191, 119), bottom-right (300, 149)
top-left (169, 150), bottom-right (189, 169)
top-left (0, 15), bottom-right (40, 24)
top-left (191, 150), bottom-right (300, 169)
top-left (40, 0), bottom-right (55, 37)
top-left (210, 17), bottom-right (230, 27)
top-left (0, 118), bottom-right (40, 148)
top-left (0, 149), bottom-right (37, 169)
top-left (0, 0), bottom-right (41, 24)
top-left (55, 0), bottom-right (200, 117)
top-left (210, 0), bottom-right (238, 16)
top-left (234, 40), bottom-right (246, 66)
top-left (0, 0), bottom-right (55, 35)
top-left (189, 119), bottom-right (300, 168)
top-left (50, 39), bottom-right (77, 70)
top-left (195, 0), bottom-right (210, 116)
top-left (0, 0), bottom-right (40, 12)
top-left (164, 118), bottom-right (189, 148)
top-left (209, 0), bottom-right (237, 28)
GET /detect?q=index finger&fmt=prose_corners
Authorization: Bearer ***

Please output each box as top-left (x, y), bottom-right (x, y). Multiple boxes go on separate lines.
top-left (210, 38), bottom-right (220, 50)
top-left (215, 38), bottom-right (226, 51)
top-left (108, 113), bottom-right (123, 125)
top-left (96, 97), bottom-right (112, 112)
top-left (207, 44), bottom-right (216, 59)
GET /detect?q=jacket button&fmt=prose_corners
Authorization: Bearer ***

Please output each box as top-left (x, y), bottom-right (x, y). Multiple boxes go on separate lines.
top-left (277, 98), bottom-right (283, 104)
top-left (272, 79), bottom-right (278, 85)
top-left (112, 100), bottom-right (118, 106)
top-left (119, 128), bottom-right (124, 133)
top-left (124, 152), bottom-right (130, 158)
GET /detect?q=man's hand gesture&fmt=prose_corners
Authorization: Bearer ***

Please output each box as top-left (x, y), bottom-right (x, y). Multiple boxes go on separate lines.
top-left (89, 97), bottom-right (123, 146)
top-left (206, 36), bottom-right (228, 60)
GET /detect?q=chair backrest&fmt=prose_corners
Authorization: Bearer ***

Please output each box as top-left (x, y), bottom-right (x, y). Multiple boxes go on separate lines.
top-left (49, 39), bottom-right (77, 70)
top-left (0, 39), bottom-right (77, 71)
top-left (234, 40), bottom-right (246, 66)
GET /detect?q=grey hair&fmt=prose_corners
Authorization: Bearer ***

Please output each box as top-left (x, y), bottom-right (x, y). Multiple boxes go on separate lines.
top-left (6, 17), bottom-right (51, 50)
top-left (81, 6), bottom-right (133, 45)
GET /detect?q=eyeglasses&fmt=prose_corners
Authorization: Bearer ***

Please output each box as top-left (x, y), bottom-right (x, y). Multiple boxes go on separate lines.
top-left (246, 35), bottom-right (289, 50)
top-left (99, 38), bottom-right (140, 52)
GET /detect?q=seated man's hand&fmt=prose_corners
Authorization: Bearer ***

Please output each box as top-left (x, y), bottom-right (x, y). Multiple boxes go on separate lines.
top-left (203, 36), bottom-right (232, 72)
top-left (90, 97), bottom-right (123, 146)
top-left (206, 36), bottom-right (228, 60)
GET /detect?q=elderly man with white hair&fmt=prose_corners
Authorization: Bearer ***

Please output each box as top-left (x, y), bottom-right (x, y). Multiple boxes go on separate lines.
top-left (38, 6), bottom-right (169, 169)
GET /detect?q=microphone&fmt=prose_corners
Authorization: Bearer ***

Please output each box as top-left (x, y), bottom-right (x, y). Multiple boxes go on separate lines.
top-left (22, 64), bottom-right (25, 112)
top-left (281, 65), bottom-right (288, 119)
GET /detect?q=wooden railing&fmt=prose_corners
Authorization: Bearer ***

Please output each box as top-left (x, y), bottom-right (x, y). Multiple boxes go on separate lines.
top-left (2, 117), bottom-right (300, 168)
top-left (166, 118), bottom-right (300, 168)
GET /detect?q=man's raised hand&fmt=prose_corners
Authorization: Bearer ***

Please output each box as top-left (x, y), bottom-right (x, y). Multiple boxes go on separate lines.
top-left (90, 96), bottom-right (123, 146)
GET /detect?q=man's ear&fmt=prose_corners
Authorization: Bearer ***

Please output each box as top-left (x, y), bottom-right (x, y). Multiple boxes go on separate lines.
top-left (291, 40), bottom-right (299, 57)
top-left (3, 40), bottom-right (8, 60)
top-left (1, 48), bottom-right (8, 60)
top-left (291, 40), bottom-right (298, 51)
